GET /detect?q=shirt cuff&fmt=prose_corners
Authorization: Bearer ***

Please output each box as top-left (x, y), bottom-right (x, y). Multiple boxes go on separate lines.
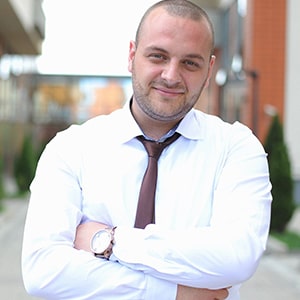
top-left (112, 226), bottom-right (177, 299)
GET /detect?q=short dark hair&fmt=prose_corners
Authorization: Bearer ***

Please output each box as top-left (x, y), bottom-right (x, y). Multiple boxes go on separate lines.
top-left (135, 0), bottom-right (215, 54)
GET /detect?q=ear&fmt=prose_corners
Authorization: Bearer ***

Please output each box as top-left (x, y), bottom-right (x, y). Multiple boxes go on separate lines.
top-left (204, 55), bottom-right (216, 88)
top-left (128, 40), bottom-right (136, 73)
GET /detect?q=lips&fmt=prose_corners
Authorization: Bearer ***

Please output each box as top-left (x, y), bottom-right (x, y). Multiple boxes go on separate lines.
top-left (153, 86), bottom-right (185, 96)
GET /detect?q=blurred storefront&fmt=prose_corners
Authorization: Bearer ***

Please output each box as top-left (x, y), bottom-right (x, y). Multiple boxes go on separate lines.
top-left (0, 0), bottom-right (45, 187)
top-left (0, 69), bottom-right (131, 182)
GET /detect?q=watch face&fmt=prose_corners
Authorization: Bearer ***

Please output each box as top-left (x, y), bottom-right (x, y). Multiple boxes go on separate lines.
top-left (91, 230), bottom-right (112, 254)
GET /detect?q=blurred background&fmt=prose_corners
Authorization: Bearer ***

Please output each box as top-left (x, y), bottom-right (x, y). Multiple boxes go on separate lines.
top-left (0, 0), bottom-right (299, 204)
top-left (0, 0), bottom-right (299, 299)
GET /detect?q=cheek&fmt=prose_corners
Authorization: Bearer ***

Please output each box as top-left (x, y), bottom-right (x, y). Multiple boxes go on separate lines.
top-left (135, 63), bottom-right (160, 83)
top-left (190, 73), bottom-right (209, 91)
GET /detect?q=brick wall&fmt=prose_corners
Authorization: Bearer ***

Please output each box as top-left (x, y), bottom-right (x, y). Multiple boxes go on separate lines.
top-left (244, 0), bottom-right (286, 141)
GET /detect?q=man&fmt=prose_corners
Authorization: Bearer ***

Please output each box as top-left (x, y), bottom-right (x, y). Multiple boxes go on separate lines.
top-left (22, 1), bottom-right (272, 299)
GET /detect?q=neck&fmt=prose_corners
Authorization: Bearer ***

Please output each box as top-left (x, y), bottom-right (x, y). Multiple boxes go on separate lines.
top-left (130, 98), bottom-right (180, 140)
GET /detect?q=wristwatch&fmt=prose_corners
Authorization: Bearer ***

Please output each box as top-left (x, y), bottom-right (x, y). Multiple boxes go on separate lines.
top-left (90, 227), bottom-right (116, 259)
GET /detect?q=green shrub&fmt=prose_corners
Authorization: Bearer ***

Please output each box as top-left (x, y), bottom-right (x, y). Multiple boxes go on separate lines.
top-left (14, 135), bottom-right (38, 194)
top-left (271, 231), bottom-right (300, 250)
top-left (264, 114), bottom-right (295, 232)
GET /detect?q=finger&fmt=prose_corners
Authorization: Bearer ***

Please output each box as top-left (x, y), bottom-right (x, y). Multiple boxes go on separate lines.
top-left (214, 287), bottom-right (229, 299)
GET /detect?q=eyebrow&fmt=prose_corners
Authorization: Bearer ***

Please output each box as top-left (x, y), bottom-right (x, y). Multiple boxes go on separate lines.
top-left (185, 54), bottom-right (205, 62)
top-left (145, 46), bottom-right (205, 62)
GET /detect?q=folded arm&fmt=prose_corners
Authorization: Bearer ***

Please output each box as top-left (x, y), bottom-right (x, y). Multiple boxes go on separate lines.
top-left (74, 222), bottom-right (229, 300)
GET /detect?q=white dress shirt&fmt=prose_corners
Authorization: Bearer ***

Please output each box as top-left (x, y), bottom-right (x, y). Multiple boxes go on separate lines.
top-left (22, 102), bottom-right (272, 300)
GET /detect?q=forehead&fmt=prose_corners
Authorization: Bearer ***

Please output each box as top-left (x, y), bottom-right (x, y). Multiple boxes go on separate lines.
top-left (139, 8), bottom-right (212, 56)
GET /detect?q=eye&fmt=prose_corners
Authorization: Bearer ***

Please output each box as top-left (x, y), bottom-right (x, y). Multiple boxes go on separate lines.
top-left (148, 53), bottom-right (167, 62)
top-left (182, 60), bottom-right (201, 70)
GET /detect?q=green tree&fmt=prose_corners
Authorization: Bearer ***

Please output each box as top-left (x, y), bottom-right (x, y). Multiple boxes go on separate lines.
top-left (14, 135), bottom-right (38, 194)
top-left (0, 158), bottom-right (5, 209)
top-left (264, 114), bottom-right (295, 232)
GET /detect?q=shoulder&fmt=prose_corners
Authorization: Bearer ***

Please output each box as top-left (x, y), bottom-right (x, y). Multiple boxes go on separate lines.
top-left (189, 109), bottom-right (250, 137)
top-left (191, 109), bottom-right (265, 153)
top-left (54, 108), bottom-right (123, 143)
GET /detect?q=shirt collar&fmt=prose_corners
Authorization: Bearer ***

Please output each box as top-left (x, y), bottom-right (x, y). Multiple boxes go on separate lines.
top-left (117, 100), bottom-right (143, 144)
top-left (177, 109), bottom-right (205, 140)
top-left (117, 99), bottom-right (205, 144)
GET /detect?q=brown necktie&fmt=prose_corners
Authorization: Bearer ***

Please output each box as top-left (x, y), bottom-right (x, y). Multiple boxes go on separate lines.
top-left (134, 132), bottom-right (180, 228)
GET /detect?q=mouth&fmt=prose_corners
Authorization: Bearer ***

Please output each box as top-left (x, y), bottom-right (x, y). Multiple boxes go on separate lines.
top-left (153, 86), bottom-right (185, 97)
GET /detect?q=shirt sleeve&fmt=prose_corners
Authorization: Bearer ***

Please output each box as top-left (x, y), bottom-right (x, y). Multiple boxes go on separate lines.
top-left (112, 123), bottom-right (272, 289)
top-left (21, 127), bottom-right (177, 300)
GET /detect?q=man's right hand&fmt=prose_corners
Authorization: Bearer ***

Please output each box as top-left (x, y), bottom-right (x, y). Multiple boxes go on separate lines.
top-left (176, 284), bottom-right (229, 300)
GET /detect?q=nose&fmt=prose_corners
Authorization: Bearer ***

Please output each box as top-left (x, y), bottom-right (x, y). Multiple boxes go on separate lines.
top-left (161, 61), bottom-right (181, 86)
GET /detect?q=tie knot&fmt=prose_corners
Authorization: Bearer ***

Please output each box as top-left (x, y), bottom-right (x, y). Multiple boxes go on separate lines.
top-left (137, 132), bottom-right (180, 160)
top-left (139, 139), bottom-right (164, 159)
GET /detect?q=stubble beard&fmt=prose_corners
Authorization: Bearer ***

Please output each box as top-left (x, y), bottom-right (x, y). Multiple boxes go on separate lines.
top-left (132, 73), bottom-right (205, 122)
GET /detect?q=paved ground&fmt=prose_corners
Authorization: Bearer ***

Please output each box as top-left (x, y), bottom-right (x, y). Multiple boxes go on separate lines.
top-left (0, 198), bottom-right (39, 299)
top-left (0, 197), bottom-right (299, 299)
top-left (240, 253), bottom-right (300, 299)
